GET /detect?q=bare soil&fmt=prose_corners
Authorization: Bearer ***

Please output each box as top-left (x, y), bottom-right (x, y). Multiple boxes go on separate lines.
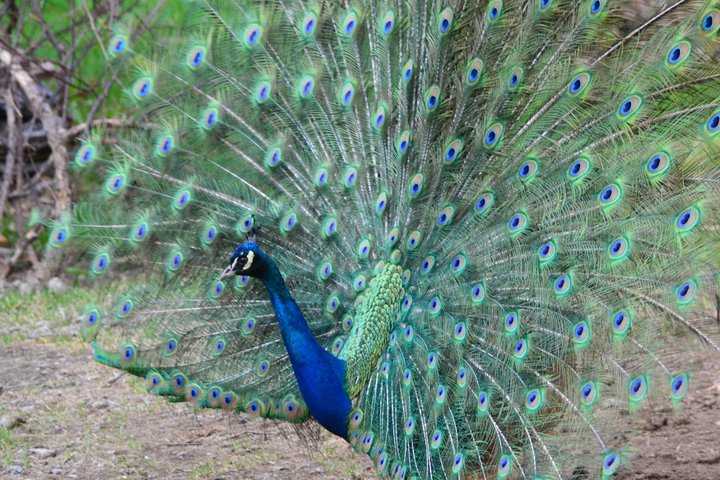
top-left (1, 290), bottom-right (719, 479)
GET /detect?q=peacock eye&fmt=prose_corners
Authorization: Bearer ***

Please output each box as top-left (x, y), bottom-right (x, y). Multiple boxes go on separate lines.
top-left (238, 254), bottom-right (248, 267)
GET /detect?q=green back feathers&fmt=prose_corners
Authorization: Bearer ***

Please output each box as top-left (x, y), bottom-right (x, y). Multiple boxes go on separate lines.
top-left (63, 0), bottom-right (720, 478)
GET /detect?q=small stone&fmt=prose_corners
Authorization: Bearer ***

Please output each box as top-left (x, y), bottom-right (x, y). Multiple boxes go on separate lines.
top-left (89, 399), bottom-right (117, 410)
top-left (11, 466), bottom-right (23, 474)
top-left (30, 448), bottom-right (57, 459)
top-left (51, 467), bottom-right (63, 475)
top-left (47, 277), bottom-right (67, 294)
top-left (18, 281), bottom-right (37, 295)
top-left (0, 415), bottom-right (25, 429)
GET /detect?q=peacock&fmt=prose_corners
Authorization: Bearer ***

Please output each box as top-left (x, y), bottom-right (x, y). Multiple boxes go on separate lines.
top-left (56, 0), bottom-right (720, 477)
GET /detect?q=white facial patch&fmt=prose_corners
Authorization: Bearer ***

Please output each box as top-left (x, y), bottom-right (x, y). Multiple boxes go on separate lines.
top-left (243, 250), bottom-right (255, 270)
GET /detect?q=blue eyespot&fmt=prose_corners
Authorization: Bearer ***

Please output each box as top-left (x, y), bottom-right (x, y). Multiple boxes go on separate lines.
top-left (384, 20), bottom-right (393, 34)
top-left (429, 297), bottom-right (441, 314)
top-left (52, 228), bottom-right (67, 245)
top-left (506, 313), bottom-right (517, 329)
top-left (469, 67), bottom-right (479, 82)
top-left (255, 82), bottom-right (271, 103)
top-left (110, 35), bottom-right (128, 55)
top-left (704, 14), bottom-right (714, 30)
top-left (629, 375), bottom-right (648, 401)
top-left (581, 382), bottom-right (597, 405)
top-left (123, 346), bottom-right (135, 362)
top-left (344, 14), bottom-right (357, 35)
top-left (188, 46), bottom-right (205, 69)
top-left (418, 257), bottom-right (433, 274)
top-left (203, 109), bottom-right (218, 128)
top-left (176, 192), bottom-right (189, 209)
top-left (672, 375), bottom-right (684, 394)
top-left (707, 113), bottom-right (720, 133)
top-left (342, 87), bottom-right (353, 105)
top-left (76, 144), bottom-right (96, 166)
top-left (446, 147), bottom-right (456, 161)
top-left (117, 299), bottom-right (134, 317)
top-left (345, 168), bottom-right (357, 188)
top-left (374, 111), bottom-right (385, 128)
top-left (300, 77), bottom-right (314, 97)
top-left (167, 339), bottom-right (176, 353)
top-left (159, 136), bottom-right (173, 156)
top-left (669, 47), bottom-right (681, 63)
top-left (526, 389), bottom-right (542, 410)
top-left (109, 175), bottom-right (124, 192)
top-left (510, 73), bottom-right (518, 87)
top-left (304, 17), bottom-right (315, 35)
top-left (603, 453), bottom-right (620, 475)
top-left (192, 50), bottom-right (203, 67)
top-left (244, 24), bottom-right (263, 47)
top-left (490, 7), bottom-right (499, 19)
top-left (403, 60), bottom-right (413, 82)
top-left (621, 100), bottom-right (631, 114)
top-left (647, 152), bottom-right (670, 176)
top-left (539, 0), bottom-right (551, 9)
top-left (676, 279), bottom-right (697, 304)
top-left (591, 0), bottom-right (602, 14)
top-left (598, 183), bottom-right (621, 206)
top-left (507, 212), bottom-right (528, 234)
top-left (702, 11), bottom-right (719, 33)
top-left (471, 283), bottom-right (485, 304)
top-left (436, 205), bottom-right (454, 226)
top-left (134, 79), bottom-right (152, 98)
top-left (499, 455), bottom-right (510, 475)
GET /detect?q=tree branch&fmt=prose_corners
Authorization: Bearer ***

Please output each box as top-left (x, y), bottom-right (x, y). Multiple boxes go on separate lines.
top-left (0, 46), bottom-right (70, 216)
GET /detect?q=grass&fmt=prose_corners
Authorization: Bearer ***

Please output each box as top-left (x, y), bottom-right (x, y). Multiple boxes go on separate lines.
top-left (0, 283), bottom-right (122, 348)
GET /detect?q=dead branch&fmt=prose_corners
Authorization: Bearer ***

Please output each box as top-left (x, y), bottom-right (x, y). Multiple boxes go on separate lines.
top-left (0, 86), bottom-right (18, 223)
top-left (0, 47), bottom-right (70, 216)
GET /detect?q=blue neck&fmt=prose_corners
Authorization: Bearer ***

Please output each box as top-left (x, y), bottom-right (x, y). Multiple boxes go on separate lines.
top-left (259, 263), bottom-right (352, 438)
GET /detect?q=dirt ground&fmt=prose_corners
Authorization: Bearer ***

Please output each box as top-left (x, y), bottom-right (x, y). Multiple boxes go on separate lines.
top-left (1, 288), bottom-right (719, 479)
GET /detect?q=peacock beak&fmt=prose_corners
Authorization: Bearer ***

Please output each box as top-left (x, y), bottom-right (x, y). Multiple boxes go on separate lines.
top-left (219, 257), bottom-right (239, 280)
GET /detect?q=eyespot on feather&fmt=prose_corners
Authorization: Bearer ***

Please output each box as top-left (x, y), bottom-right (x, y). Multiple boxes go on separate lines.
top-left (616, 95), bottom-right (643, 121)
top-left (568, 72), bottom-right (591, 96)
top-left (665, 40), bottom-right (691, 69)
top-left (487, 1), bottom-right (503, 22)
top-left (483, 123), bottom-right (504, 148)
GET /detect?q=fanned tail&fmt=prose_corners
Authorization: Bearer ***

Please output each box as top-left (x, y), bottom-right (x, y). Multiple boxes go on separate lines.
top-left (60, 0), bottom-right (720, 478)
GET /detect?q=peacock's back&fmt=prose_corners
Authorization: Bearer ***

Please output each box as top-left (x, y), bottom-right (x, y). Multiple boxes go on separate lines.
top-left (62, 0), bottom-right (720, 478)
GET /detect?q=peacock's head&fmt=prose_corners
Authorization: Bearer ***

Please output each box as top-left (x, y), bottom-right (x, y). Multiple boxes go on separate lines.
top-left (219, 242), bottom-right (271, 280)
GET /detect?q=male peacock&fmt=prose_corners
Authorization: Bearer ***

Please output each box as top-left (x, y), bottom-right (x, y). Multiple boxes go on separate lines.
top-left (56, 0), bottom-right (720, 477)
